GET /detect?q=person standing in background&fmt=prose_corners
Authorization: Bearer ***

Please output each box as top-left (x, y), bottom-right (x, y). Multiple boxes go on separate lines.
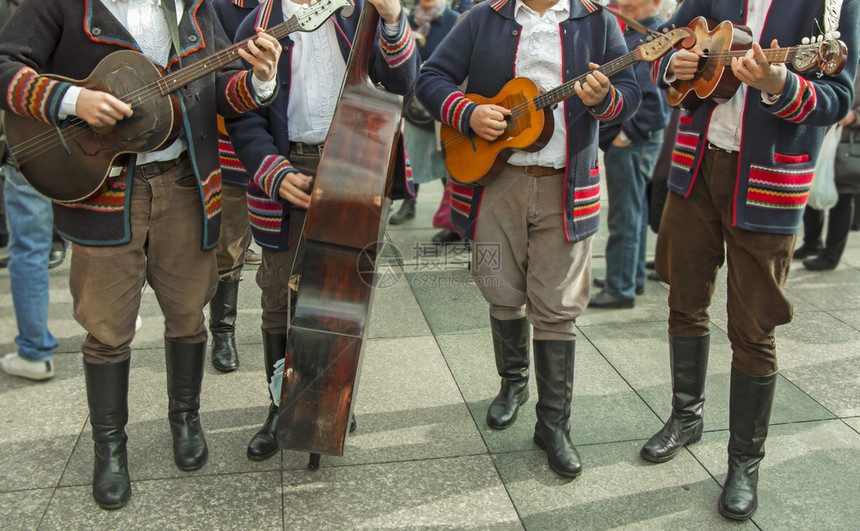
top-left (209, 0), bottom-right (260, 373)
top-left (793, 60), bottom-right (860, 271)
top-left (590, 0), bottom-right (670, 308)
top-left (393, 0), bottom-right (459, 234)
top-left (0, 0), bottom-right (59, 382)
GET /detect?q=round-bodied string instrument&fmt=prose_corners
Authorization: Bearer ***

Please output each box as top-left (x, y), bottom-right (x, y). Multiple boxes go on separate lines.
top-left (276, 2), bottom-right (404, 465)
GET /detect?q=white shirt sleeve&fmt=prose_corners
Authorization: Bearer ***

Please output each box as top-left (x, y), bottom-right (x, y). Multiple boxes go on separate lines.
top-left (251, 72), bottom-right (277, 100)
top-left (58, 85), bottom-right (84, 120)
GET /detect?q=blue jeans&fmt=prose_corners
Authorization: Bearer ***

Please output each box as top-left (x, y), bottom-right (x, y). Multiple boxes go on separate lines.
top-left (603, 133), bottom-right (663, 300)
top-left (3, 165), bottom-right (57, 361)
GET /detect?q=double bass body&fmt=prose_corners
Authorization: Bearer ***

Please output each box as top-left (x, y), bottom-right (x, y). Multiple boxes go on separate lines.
top-left (277, 4), bottom-right (404, 457)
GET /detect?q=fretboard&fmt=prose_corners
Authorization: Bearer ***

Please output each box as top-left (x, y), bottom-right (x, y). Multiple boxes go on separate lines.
top-left (534, 49), bottom-right (641, 110)
top-left (154, 19), bottom-right (300, 96)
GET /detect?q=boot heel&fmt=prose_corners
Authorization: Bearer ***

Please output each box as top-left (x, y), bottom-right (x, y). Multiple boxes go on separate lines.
top-left (533, 433), bottom-right (546, 449)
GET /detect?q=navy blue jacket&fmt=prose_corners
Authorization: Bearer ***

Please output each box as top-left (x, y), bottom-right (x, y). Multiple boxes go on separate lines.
top-left (415, 0), bottom-right (641, 242)
top-left (0, 0), bottom-right (275, 249)
top-left (213, 0), bottom-right (257, 189)
top-left (226, 0), bottom-right (419, 250)
top-left (657, 0), bottom-right (859, 234)
top-left (409, 7), bottom-right (459, 62)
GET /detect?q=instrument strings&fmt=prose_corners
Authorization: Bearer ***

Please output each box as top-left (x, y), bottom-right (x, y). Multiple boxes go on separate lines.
top-left (12, 18), bottom-right (301, 162)
top-left (439, 49), bottom-right (636, 152)
top-left (698, 47), bottom-right (798, 65)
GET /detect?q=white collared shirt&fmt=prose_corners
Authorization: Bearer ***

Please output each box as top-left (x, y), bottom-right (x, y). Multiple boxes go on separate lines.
top-left (707, 0), bottom-right (775, 151)
top-left (506, 0), bottom-right (570, 169)
top-left (283, 0), bottom-right (347, 144)
top-left (59, 0), bottom-right (273, 164)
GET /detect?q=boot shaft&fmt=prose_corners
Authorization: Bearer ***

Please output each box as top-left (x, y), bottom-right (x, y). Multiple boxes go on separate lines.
top-left (209, 279), bottom-right (240, 333)
top-left (165, 339), bottom-right (206, 414)
top-left (668, 333), bottom-right (710, 421)
top-left (84, 359), bottom-right (131, 443)
top-left (728, 366), bottom-right (777, 462)
top-left (533, 339), bottom-right (575, 428)
top-left (490, 316), bottom-right (530, 381)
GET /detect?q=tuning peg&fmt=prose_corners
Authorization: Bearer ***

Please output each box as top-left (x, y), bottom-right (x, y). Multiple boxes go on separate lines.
top-left (817, 35), bottom-right (824, 42)
top-left (646, 36), bottom-right (654, 41)
top-left (639, 39), bottom-right (645, 45)
top-left (671, 24), bottom-right (676, 29)
top-left (661, 27), bottom-right (669, 33)
top-left (802, 37), bottom-right (811, 44)
top-left (833, 31), bottom-right (841, 39)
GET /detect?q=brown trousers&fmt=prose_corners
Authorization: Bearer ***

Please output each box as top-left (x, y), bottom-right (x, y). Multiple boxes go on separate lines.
top-left (70, 158), bottom-right (218, 364)
top-left (257, 147), bottom-right (320, 334)
top-left (215, 183), bottom-right (252, 281)
top-left (655, 148), bottom-right (795, 375)
top-left (471, 165), bottom-right (591, 341)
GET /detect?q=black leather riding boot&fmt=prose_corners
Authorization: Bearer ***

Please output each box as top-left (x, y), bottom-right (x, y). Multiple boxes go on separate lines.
top-left (718, 367), bottom-right (777, 521)
top-left (486, 316), bottom-right (530, 429)
top-left (532, 339), bottom-right (581, 478)
top-left (247, 330), bottom-right (286, 461)
top-left (209, 279), bottom-right (240, 372)
top-left (165, 339), bottom-right (208, 471)
top-left (388, 198), bottom-right (416, 225)
top-left (641, 333), bottom-right (710, 462)
top-left (84, 359), bottom-right (132, 510)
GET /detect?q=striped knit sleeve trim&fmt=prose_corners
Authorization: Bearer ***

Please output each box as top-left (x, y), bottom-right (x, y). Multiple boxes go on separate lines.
top-left (441, 92), bottom-right (476, 135)
top-left (589, 85), bottom-right (622, 121)
top-left (651, 60), bottom-right (662, 86)
top-left (254, 154), bottom-right (296, 201)
top-left (378, 23), bottom-right (416, 68)
top-left (224, 71), bottom-right (262, 114)
top-left (7, 67), bottom-right (72, 125)
top-left (771, 73), bottom-right (816, 123)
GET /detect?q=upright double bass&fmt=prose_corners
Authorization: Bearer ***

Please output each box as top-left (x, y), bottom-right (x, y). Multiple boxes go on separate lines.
top-left (277, 2), bottom-right (404, 462)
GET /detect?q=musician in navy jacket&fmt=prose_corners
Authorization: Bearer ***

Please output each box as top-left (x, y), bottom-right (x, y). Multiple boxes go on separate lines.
top-left (416, 0), bottom-right (640, 478)
top-left (640, 0), bottom-right (859, 521)
top-left (225, 0), bottom-right (418, 462)
top-left (0, 0), bottom-right (281, 510)
top-left (207, 0), bottom-right (260, 375)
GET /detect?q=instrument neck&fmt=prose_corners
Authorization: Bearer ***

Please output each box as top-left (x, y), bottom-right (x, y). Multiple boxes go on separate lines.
top-left (709, 46), bottom-right (798, 67)
top-left (534, 50), bottom-right (640, 110)
top-left (343, 3), bottom-right (379, 88)
top-left (155, 19), bottom-right (299, 97)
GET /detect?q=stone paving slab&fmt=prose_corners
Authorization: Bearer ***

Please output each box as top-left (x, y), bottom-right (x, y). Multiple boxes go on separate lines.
top-left (280, 335), bottom-right (487, 470)
top-left (405, 269), bottom-right (491, 336)
top-left (0, 488), bottom-right (53, 531)
top-left (435, 330), bottom-right (662, 454)
top-left (584, 321), bottom-right (837, 431)
top-left (281, 455), bottom-right (522, 530)
top-left (59, 348), bottom-right (280, 487)
top-left (44, 471), bottom-right (282, 529)
top-left (493, 440), bottom-right (742, 530)
top-left (367, 269), bottom-right (433, 339)
top-left (0, 352), bottom-right (87, 492)
top-left (777, 310), bottom-right (860, 417)
top-left (689, 419), bottom-right (860, 530)
top-left (2, 178), bottom-right (860, 529)
top-left (787, 266), bottom-right (860, 311)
